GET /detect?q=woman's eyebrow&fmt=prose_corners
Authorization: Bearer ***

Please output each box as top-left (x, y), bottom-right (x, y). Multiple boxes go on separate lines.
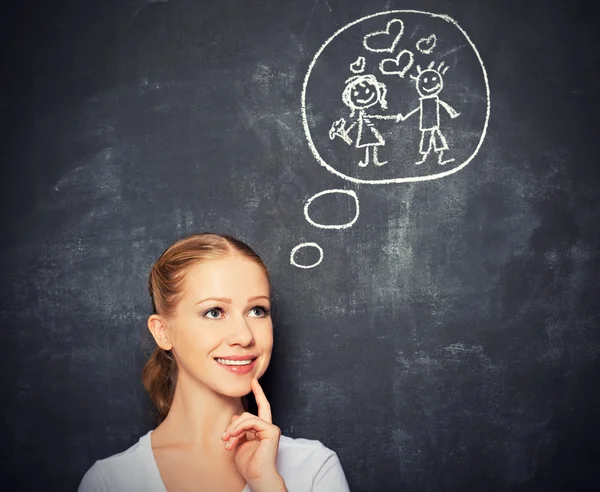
top-left (195, 295), bottom-right (270, 305)
top-left (247, 295), bottom-right (270, 303)
top-left (195, 297), bottom-right (232, 305)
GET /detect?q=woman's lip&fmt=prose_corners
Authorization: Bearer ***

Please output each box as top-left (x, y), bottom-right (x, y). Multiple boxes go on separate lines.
top-left (214, 355), bottom-right (258, 361)
top-left (215, 357), bottom-right (258, 375)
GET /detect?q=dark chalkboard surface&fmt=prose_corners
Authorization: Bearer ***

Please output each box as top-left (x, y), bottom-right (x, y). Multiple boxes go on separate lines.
top-left (2, 0), bottom-right (599, 490)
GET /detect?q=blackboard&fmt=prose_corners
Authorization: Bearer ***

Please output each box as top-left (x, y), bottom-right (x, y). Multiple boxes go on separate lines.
top-left (2, 0), bottom-right (599, 490)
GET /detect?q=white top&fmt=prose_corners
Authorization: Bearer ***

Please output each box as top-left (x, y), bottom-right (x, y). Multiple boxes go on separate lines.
top-left (78, 430), bottom-right (350, 491)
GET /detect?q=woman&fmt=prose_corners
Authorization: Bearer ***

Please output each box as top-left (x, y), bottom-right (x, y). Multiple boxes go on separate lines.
top-left (78, 233), bottom-right (349, 491)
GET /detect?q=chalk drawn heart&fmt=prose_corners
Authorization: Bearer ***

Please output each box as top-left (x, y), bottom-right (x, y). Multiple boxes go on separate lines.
top-left (363, 19), bottom-right (404, 53)
top-left (379, 49), bottom-right (414, 77)
top-left (350, 56), bottom-right (366, 73)
top-left (416, 34), bottom-right (437, 54)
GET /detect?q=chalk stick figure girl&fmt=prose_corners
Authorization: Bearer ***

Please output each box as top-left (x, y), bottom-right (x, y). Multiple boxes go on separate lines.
top-left (329, 74), bottom-right (391, 167)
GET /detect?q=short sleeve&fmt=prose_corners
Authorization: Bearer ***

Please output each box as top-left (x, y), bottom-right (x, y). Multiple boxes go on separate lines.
top-left (312, 446), bottom-right (350, 491)
top-left (78, 461), bottom-right (109, 492)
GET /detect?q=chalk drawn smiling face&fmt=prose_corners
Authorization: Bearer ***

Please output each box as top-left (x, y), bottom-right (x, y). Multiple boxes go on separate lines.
top-left (417, 68), bottom-right (443, 97)
top-left (343, 76), bottom-right (383, 110)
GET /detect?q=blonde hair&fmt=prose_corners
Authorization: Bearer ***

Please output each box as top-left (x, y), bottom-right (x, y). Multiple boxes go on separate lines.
top-left (141, 233), bottom-right (269, 422)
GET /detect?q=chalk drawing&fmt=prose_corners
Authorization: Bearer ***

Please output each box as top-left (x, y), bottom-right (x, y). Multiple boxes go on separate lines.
top-left (290, 242), bottom-right (324, 269)
top-left (304, 189), bottom-right (360, 229)
top-left (350, 56), bottom-right (366, 74)
top-left (363, 19), bottom-right (405, 53)
top-left (292, 10), bottom-right (490, 267)
top-left (329, 73), bottom-right (397, 166)
top-left (416, 34), bottom-right (437, 54)
top-left (379, 49), bottom-right (414, 78)
top-left (398, 61), bottom-right (460, 165)
top-left (301, 10), bottom-right (491, 184)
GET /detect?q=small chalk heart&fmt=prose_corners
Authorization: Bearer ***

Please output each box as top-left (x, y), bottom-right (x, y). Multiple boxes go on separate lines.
top-left (416, 34), bottom-right (437, 54)
top-left (363, 19), bottom-right (405, 53)
top-left (350, 56), bottom-right (366, 74)
top-left (379, 49), bottom-right (414, 78)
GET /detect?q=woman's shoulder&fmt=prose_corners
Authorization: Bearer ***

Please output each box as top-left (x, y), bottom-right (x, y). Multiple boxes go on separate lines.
top-left (78, 431), bottom-right (162, 492)
top-left (278, 434), bottom-right (335, 459)
top-left (277, 435), bottom-right (350, 491)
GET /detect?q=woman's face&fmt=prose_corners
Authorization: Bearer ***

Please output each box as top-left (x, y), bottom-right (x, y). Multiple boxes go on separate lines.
top-left (166, 255), bottom-right (273, 398)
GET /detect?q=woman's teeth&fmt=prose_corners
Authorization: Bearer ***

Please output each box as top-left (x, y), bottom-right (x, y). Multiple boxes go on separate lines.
top-left (216, 358), bottom-right (253, 366)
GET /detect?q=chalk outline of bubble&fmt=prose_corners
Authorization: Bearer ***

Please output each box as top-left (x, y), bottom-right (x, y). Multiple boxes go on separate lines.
top-left (304, 189), bottom-right (359, 230)
top-left (416, 33), bottom-right (437, 54)
top-left (301, 10), bottom-right (491, 185)
top-left (290, 242), bottom-right (324, 269)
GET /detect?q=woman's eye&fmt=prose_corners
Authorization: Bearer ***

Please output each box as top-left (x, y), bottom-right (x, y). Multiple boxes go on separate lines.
top-left (249, 306), bottom-right (270, 318)
top-left (204, 308), bottom-right (224, 319)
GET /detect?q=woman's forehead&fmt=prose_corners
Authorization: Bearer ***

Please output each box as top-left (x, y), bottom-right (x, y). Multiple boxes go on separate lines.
top-left (183, 258), bottom-right (269, 295)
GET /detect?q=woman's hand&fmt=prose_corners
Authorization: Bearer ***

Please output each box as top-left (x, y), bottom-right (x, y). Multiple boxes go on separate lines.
top-left (221, 378), bottom-right (287, 491)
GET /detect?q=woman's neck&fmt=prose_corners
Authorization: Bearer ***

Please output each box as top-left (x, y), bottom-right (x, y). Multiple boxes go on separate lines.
top-left (157, 376), bottom-right (245, 454)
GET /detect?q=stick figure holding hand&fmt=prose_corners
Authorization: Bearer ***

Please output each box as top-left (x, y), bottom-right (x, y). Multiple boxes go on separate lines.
top-left (398, 61), bottom-right (460, 165)
top-left (329, 74), bottom-right (395, 167)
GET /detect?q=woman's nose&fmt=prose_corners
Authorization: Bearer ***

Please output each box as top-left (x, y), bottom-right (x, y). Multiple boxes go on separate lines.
top-left (226, 315), bottom-right (254, 346)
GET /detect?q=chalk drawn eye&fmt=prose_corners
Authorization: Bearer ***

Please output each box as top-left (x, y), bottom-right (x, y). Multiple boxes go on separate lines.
top-left (354, 90), bottom-right (360, 96)
top-left (423, 77), bottom-right (429, 83)
top-left (432, 76), bottom-right (437, 81)
top-left (365, 88), bottom-right (370, 94)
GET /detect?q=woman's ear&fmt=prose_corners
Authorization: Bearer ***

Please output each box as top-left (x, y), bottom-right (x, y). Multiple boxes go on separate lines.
top-left (148, 314), bottom-right (173, 351)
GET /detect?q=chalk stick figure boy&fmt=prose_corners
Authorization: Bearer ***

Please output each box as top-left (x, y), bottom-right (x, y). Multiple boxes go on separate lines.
top-left (398, 61), bottom-right (460, 165)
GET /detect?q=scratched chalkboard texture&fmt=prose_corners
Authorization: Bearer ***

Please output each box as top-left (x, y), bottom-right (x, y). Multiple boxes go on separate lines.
top-left (1, 0), bottom-right (599, 491)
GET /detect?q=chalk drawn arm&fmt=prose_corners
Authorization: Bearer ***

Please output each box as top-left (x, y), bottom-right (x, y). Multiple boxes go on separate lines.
top-left (368, 113), bottom-right (398, 120)
top-left (329, 118), bottom-right (355, 145)
top-left (439, 100), bottom-right (460, 118)
top-left (395, 107), bottom-right (419, 122)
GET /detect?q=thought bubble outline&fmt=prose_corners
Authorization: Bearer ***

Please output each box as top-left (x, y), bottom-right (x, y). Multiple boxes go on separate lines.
top-left (301, 10), bottom-right (491, 185)
top-left (304, 189), bottom-right (360, 229)
top-left (290, 242), bottom-right (324, 269)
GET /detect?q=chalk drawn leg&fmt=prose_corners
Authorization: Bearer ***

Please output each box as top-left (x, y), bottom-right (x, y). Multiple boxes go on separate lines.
top-left (373, 146), bottom-right (387, 166)
top-left (359, 147), bottom-right (370, 167)
top-left (430, 129), bottom-right (452, 165)
top-left (416, 131), bottom-right (432, 164)
top-left (437, 151), bottom-right (455, 165)
top-left (415, 155), bottom-right (428, 165)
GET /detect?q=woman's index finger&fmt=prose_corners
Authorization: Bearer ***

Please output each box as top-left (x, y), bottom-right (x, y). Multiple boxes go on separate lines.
top-left (252, 378), bottom-right (272, 424)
